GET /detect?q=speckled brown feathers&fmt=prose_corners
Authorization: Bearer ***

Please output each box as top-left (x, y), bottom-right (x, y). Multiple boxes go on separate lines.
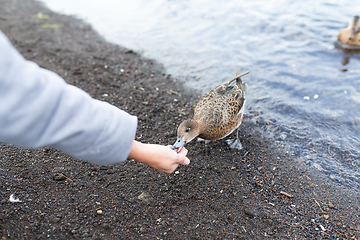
top-left (338, 16), bottom-right (360, 46)
top-left (194, 72), bottom-right (247, 140)
top-left (171, 71), bottom-right (249, 152)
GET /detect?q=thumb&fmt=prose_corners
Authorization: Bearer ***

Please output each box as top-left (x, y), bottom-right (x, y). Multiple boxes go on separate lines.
top-left (176, 148), bottom-right (190, 165)
top-left (181, 157), bottom-right (190, 165)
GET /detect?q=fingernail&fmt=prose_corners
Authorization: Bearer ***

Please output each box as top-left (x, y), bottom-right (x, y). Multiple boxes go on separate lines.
top-left (183, 158), bottom-right (190, 165)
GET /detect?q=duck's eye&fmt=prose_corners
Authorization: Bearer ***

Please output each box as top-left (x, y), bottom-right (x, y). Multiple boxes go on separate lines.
top-left (186, 128), bottom-right (191, 132)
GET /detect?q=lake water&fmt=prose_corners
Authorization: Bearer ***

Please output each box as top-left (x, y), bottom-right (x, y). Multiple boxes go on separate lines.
top-left (41, 0), bottom-right (360, 191)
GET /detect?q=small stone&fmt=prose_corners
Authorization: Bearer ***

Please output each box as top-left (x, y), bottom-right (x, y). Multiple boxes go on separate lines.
top-left (244, 208), bottom-right (256, 217)
top-left (97, 210), bottom-right (103, 214)
top-left (336, 222), bottom-right (341, 226)
top-left (53, 173), bottom-right (66, 181)
top-left (52, 167), bottom-right (64, 173)
top-left (137, 192), bottom-right (149, 201)
top-left (174, 171), bottom-right (180, 175)
top-left (279, 133), bottom-right (287, 140)
top-left (52, 217), bottom-right (61, 223)
top-left (328, 203), bottom-right (335, 208)
top-left (319, 224), bottom-right (326, 231)
top-left (323, 215), bottom-right (329, 220)
top-left (102, 223), bottom-right (109, 229)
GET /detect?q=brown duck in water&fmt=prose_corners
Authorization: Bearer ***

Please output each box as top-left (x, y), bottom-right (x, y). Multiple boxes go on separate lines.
top-left (338, 16), bottom-right (360, 46)
top-left (171, 71), bottom-right (249, 152)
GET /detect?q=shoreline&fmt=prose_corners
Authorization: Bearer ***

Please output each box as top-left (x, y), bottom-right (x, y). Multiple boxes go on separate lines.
top-left (0, 0), bottom-right (359, 239)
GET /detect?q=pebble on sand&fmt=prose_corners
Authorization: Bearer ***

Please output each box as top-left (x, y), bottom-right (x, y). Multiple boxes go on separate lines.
top-left (9, 194), bottom-right (22, 203)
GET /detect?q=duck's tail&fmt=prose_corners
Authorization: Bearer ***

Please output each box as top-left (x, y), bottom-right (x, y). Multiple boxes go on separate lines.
top-left (223, 71), bottom-right (249, 92)
top-left (228, 71), bottom-right (249, 82)
top-left (234, 71), bottom-right (249, 92)
top-left (350, 16), bottom-right (360, 38)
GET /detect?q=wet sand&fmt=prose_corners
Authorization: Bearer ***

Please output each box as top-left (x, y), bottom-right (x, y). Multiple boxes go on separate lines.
top-left (0, 0), bottom-right (359, 239)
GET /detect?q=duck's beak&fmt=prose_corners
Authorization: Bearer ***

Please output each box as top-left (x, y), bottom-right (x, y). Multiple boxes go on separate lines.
top-left (171, 137), bottom-right (186, 153)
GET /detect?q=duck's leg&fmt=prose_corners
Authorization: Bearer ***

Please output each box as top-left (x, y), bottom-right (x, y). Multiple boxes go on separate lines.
top-left (225, 128), bottom-right (243, 150)
top-left (197, 137), bottom-right (212, 145)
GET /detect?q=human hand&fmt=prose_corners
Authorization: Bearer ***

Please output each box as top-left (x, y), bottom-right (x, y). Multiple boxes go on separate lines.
top-left (128, 140), bottom-right (190, 173)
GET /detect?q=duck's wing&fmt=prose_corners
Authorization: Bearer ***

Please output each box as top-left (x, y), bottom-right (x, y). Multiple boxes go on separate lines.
top-left (194, 88), bottom-right (217, 115)
top-left (225, 71), bottom-right (247, 118)
top-left (215, 71), bottom-right (250, 95)
top-left (195, 71), bottom-right (249, 116)
top-left (227, 89), bottom-right (245, 118)
top-left (194, 82), bottom-right (234, 115)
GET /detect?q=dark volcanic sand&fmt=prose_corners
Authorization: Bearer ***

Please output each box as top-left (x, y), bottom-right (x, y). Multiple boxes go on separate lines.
top-left (0, 0), bottom-right (359, 239)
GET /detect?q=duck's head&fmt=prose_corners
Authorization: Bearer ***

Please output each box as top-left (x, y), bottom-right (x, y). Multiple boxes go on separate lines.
top-left (349, 16), bottom-right (360, 38)
top-left (171, 119), bottom-right (200, 152)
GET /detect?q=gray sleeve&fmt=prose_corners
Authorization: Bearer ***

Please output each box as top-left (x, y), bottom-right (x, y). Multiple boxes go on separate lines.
top-left (0, 31), bottom-right (137, 165)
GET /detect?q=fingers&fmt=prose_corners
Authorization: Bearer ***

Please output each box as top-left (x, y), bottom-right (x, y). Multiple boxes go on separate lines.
top-left (178, 147), bottom-right (188, 155)
top-left (168, 145), bottom-right (188, 156)
top-left (176, 147), bottom-right (190, 165)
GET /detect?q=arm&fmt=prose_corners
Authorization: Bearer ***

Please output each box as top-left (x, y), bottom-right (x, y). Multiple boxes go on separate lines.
top-left (0, 31), bottom-right (137, 165)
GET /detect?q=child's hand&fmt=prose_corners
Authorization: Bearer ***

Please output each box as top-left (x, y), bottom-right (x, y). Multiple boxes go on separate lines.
top-left (128, 140), bottom-right (190, 173)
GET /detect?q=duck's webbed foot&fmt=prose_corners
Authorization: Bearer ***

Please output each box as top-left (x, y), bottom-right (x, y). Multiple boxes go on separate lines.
top-left (226, 128), bottom-right (243, 150)
top-left (226, 138), bottom-right (243, 150)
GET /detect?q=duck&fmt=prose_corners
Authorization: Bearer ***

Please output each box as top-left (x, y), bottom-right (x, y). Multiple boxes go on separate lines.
top-left (171, 71), bottom-right (249, 152)
top-left (338, 16), bottom-right (360, 46)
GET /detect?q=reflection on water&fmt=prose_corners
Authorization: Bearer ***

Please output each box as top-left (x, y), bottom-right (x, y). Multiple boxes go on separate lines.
top-left (335, 41), bottom-right (360, 68)
top-left (41, 0), bottom-right (360, 191)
